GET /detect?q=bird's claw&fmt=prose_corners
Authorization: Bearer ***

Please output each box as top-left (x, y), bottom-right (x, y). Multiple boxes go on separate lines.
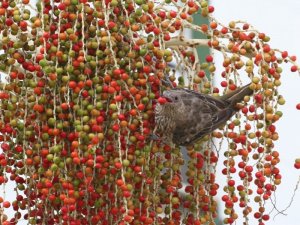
top-left (149, 133), bottom-right (161, 141)
top-left (161, 76), bottom-right (175, 88)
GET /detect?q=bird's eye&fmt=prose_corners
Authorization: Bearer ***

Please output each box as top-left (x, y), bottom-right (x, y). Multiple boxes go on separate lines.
top-left (174, 96), bottom-right (178, 101)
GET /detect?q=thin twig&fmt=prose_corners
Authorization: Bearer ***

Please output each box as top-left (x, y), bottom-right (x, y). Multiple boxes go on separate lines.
top-left (273, 175), bottom-right (300, 219)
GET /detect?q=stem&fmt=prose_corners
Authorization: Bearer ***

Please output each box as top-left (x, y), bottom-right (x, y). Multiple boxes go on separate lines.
top-left (165, 37), bottom-right (210, 48)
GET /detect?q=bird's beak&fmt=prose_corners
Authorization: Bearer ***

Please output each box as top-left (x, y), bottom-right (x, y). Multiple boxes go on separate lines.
top-left (165, 97), bottom-right (172, 102)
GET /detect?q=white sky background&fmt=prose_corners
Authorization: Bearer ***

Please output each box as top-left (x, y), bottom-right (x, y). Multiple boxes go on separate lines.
top-left (211, 0), bottom-right (300, 225)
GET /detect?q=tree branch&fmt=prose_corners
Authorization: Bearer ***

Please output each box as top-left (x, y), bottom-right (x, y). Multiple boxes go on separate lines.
top-left (165, 37), bottom-right (210, 48)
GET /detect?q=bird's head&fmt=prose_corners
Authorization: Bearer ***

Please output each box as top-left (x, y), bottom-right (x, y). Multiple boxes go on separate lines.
top-left (162, 90), bottom-right (183, 104)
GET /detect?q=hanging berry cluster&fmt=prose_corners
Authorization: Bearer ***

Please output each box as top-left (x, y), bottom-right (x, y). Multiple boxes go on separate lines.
top-left (0, 0), bottom-right (299, 225)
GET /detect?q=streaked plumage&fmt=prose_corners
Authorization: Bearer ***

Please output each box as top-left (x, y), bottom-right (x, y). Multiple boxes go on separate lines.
top-left (155, 83), bottom-right (253, 146)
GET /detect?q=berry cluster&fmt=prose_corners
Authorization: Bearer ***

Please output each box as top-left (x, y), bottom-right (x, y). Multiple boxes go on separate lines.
top-left (0, 0), bottom-right (299, 225)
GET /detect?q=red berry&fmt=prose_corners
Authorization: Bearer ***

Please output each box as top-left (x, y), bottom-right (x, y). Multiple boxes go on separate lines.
top-left (206, 55), bottom-right (213, 62)
top-left (198, 70), bottom-right (206, 78)
top-left (114, 162), bottom-right (122, 169)
top-left (221, 27), bottom-right (228, 34)
top-left (245, 165), bottom-right (253, 173)
top-left (68, 81), bottom-right (77, 89)
top-left (157, 97), bottom-right (167, 104)
top-left (187, 1), bottom-right (194, 7)
top-left (221, 81), bottom-right (228, 87)
top-left (227, 179), bottom-right (235, 186)
top-left (242, 107), bottom-right (248, 114)
top-left (108, 21), bottom-right (116, 29)
top-left (153, 27), bottom-right (160, 35)
top-left (5, 18), bottom-right (13, 26)
top-left (294, 159), bottom-right (300, 169)
top-left (222, 195), bottom-right (229, 202)
top-left (263, 45), bottom-right (271, 53)
top-left (290, 55), bottom-right (297, 61)
top-left (254, 212), bottom-right (261, 219)
top-left (98, 19), bottom-right (105, 27)
top-left (243, 23), bottom-right (249, 30)
top-left (255, 54), bottom-right (262, 61)
top-left (180, 12), bottom-right (187, 20)
top-left (229, 83), bottom-right (236, 90)
top-left (164, 33), bottom-right (171, 41)
top-left (3, 201), bottom-right (11, 208)
top-left (208, 5), bottom-right (214, 13)
top-left (158, 11), bottom-right (166, 19)
top-left (143, 66), bottom-right (151, 74)
top-left (291, 65), bottom-right (298, 72)
top-left (281, 51), bottom-right (288, 58)
top-left (113, 69), bottom-right (121, 76)
top-left (262, 214), bottom-right (270, 221)
top-left (19, 21), bottom-right (27, 30)
top-left (58, 3), bottom-right (66, 10)
top-left (169, 10), bottom-right (177, 18)
top-left (225, 200), bottom-right (233, 208)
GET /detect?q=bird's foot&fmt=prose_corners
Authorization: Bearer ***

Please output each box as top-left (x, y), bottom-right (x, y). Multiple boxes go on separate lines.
top-left (149, 134), bottom-right (174, 147)
top-left (161, 76), bottom-right (175, 88)
top-left (149, 133), bottom-right (161, 141)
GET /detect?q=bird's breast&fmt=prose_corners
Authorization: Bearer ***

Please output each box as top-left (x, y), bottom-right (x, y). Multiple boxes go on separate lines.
top-left (155, 105), bottom-right (176, 132)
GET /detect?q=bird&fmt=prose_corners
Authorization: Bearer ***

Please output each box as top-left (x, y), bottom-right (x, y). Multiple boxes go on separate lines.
top-left (155, 83), bottom-right (253, 146)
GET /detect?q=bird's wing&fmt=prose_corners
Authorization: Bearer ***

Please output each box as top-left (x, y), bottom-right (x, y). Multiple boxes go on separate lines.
top-left (173, 108), bottom-right (233, 145)
top-left (172, 90), bottom-right (233, 145)
top-left (219, 83), bottom-right (252, 105)
top-left (175, 88), bottom-right (230, 109)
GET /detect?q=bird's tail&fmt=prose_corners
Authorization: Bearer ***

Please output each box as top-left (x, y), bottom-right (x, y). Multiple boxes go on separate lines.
top-left (220, 83), bottom-right (253, 108)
